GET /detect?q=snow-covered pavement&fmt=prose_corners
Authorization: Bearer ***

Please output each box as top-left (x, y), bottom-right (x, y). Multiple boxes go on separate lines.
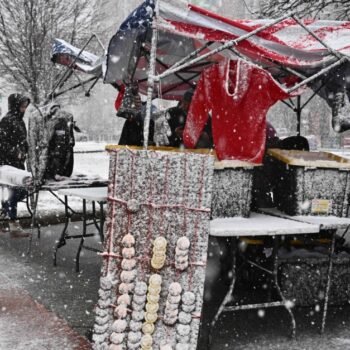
top-left (1, 225), bottom-right (350, 349)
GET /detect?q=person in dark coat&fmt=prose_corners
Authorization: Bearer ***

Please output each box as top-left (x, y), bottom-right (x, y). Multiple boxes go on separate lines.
top-left (118, 87), bottom-right (155, 146)
top-left (0, 93), bottom-right (30, 234)
top-left (166, 90), bottom-right (213, 148)
top-left (166, 90), bottom-right (193, 148)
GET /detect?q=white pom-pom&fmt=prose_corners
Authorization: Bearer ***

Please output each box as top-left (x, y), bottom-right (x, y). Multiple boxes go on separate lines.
top-left (176, 324), bottom-right (191, 336)
top-left (176, 334), bottom-right (190, 343)
top-left (133, 294), bottom-right (147, 305)
top-left (167, 295), bottom-right (181, 305)
top-left (175, 333), bottom-right (191, 344)
top-left (165, 300), bottom-right (178, 311)
top-left (100, 276), bottom-right (113, 290)
top-left (175, 247), bottom-right (188, 257)
top-left (181, 304), bottom-right (196, 313)
top-left (175, 343), bottom-right (190, 350)
top-left (93, 332), bottom-right (108, 344)
top-left (175, 261), bottom-right (189, 271)
top-left (117, 294), bottom-right (131, 306)
top-left (129, 320), bottom-right (142, 332)
top-left (121, 258), bottom-right (137, 271)
top-left (98, 298), bottom-right (111, 308)
top-left (96, 315), bottom-right (109, 326)
top-left (166, 308), bottom-right (179, 319)
top-left (110, 319), bottom-right (127, 333)
top-left (160, 344), bottom-right (173, 350)
top-left (94, 323), bottom-right (109, 334)
top-left (128, 331), bottom-right (142, 344)
top-left (132, 301), bottom-right (145, 312)
top-left (122, 233), bottom-right (135, 247)
top-left (169, 282), bottom-right (182, 296)
top-left (178, 311), bottom-right (192, 325)
top-left (126, 342), bottom-right (140, 350)
top-left (110, 332), bottom-right (125, 345)
top-left (95, 307), bottom-right (108, 317)
top-left (114, 305), bottom-right (128, 319)
top-left (182, 292), bottom-right (195, 306)
top-left (98, 288), bottom-right (111, 300)
top-left (131, 310), bottom-right (144, 321)
top-left (134, 282), bottom-right (148, 296)
top-left (119, 282), bottom-right (135, 294)
top-left (120, 270), bottom-right (137, 283)
top-left (177, 237), bottom-right (190, 250)
top-left (122, 247), bottom-right (135, 259)
top-left (163, 315), bottom-right (177, 326)
top-left (175, 255), bottom-right (188, 264)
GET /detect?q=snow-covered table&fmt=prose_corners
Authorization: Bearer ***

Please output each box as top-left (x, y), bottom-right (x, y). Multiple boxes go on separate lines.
top-left (41, 173), bottom-right (108, 191)
top-left (260, 207), bottom-right (350, 230)
top-left (54, 187), bottom-right (108, 272)
top-left (210, 212), bottom-right (320, 236)
top-left (208, 211), bottom-right (345, 345)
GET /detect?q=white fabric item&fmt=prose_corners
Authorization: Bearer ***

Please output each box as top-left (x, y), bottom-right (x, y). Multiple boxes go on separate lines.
top-left (0, 166), bottom-right (32, 187)
top-left (153, 111), bottom-right (172, 146)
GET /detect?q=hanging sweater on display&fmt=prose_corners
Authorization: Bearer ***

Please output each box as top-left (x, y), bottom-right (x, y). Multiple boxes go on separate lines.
top-left (183, 59), bottom-right (298, 163)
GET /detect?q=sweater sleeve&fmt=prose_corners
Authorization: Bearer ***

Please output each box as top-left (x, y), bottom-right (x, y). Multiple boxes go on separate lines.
top-left (183, 70), bottom-right (210, 149)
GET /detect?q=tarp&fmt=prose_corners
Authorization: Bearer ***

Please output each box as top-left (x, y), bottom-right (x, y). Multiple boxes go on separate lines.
top-left (51, 39), bottom-right (103, 77)
top-left (104, 0), bottom-right (350, 101)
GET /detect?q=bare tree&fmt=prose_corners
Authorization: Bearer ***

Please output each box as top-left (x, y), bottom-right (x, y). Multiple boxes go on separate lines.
top-left (260, 0), bottom-right (350, 20)
top-left (0, 0), bottom-right (94, 105)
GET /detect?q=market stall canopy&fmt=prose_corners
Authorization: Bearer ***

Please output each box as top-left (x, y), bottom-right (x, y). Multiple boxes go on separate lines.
top-left (104, 0), bottom-right (350, 102)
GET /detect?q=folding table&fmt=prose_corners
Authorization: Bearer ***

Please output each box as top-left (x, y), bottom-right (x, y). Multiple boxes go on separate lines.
top-left (208, 212), bottom-right (322, 345)
top-left (54, 187), bottom-right (108, 272)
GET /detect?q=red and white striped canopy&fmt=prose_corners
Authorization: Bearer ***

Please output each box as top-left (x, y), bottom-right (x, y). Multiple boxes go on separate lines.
top-left (104, 0), bottom-right (350, 100)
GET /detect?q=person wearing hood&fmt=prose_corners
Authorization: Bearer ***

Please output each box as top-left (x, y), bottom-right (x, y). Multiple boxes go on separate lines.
top-left (0, 93), bottom-right (30, 235)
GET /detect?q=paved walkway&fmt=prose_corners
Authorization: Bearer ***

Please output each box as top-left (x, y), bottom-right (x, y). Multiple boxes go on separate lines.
top-left (0, 271), bottom-right (91, 350)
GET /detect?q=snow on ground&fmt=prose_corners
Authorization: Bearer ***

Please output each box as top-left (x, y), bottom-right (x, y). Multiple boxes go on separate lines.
top-left (74, 141), bottom-right (110, 153)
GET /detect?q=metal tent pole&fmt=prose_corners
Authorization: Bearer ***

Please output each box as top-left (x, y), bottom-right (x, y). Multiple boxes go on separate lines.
top-left (287, 57), bottom-right (348, 94)
top-left (296, 96), bottom-right (301, 136)
top-left (143, 0), bottom-right (159, 148)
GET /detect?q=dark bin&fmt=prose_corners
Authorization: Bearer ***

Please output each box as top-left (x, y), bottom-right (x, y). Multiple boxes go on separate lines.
top-left (279, 255), bottom-right (350, 306)
top-left (268, 149), bottom-right (350, 217)
top-left (211, 160), bottom-right (259, 219)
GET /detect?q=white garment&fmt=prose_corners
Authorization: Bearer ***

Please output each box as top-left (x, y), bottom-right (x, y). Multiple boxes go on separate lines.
top-left (153, 110), bottom-right (172, 146)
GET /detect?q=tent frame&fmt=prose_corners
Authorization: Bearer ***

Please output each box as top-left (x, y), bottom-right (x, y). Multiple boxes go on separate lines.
top-left (45, 33), bottom-right (105, 104)
top-left (143, 2), bottom-right (350, 147)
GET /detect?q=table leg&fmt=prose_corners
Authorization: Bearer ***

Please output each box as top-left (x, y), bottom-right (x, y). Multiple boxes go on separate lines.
top-left (272, 236), bottom-right (296, 338)
top-left (53, 195), bottom-right (70, 266)
top-left (26, 190), bottom-right (40, 257)
top-left (321, 230), bottom-right (336, 334)
top-left (98, 202), bottom-right (105, 243)
top-left (208, 237), bottom-right (238, 348)
top-left (76, 199), bottom-right (87, 272)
